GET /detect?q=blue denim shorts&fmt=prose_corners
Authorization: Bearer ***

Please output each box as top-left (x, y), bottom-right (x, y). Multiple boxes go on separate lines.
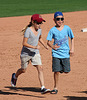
top-left (52, 57), bottom-right (70, 73)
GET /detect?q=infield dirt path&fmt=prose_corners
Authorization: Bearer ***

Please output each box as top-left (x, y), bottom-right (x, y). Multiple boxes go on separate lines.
top-left (0, 11), bottom-right (87, 100)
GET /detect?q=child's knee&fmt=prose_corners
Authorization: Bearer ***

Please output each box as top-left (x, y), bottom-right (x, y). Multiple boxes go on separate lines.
top-left (39, 66), bottom-right (43, 71)
top-left (36, 65), bottom-right (43, 72)
top-left (21, 68), bottom-right (26, 73)
top-left (54, 72), bottom-right (59, 75)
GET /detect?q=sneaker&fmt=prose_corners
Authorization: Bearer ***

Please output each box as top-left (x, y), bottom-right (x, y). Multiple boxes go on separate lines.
top-left (41, 88), bottom-right (50, 94)
top-left (11, 73), bottom-right (17, 87)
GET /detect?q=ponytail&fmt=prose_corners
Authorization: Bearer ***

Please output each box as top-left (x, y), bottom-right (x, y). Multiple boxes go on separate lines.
top-left (21, 22), bottom-right (32, 34)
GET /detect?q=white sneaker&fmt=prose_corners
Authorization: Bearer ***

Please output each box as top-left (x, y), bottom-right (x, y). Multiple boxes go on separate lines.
top-left (41, 88), bottom-right (50, 94)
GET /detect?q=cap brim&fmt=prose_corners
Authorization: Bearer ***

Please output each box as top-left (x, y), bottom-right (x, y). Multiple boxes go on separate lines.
top-left (37, 18), bottom-right (46, 23)
top-left (43, 19), bottom-right (46, 22)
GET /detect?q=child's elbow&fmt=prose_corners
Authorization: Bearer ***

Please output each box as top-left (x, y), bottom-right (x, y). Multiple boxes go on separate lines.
top-left (47, 41), bottom-right (51, 46)
top-left (22, 42), bottom-right (26, 46)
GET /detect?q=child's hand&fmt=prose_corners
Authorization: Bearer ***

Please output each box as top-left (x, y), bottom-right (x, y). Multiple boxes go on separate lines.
top-left (36, 45), bottom-right (40, 49)
top-left (53, 44), bottom-right (60, 50)
top-left (69, 49), bottom-right (74, 56)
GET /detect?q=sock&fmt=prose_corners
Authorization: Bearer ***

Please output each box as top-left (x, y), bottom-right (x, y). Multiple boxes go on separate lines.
top-left (41, 86), bottom-right (45, 90)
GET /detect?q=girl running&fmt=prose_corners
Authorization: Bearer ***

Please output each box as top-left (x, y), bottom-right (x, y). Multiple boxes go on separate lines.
top-left (11, 14), bottom-right (50, 94)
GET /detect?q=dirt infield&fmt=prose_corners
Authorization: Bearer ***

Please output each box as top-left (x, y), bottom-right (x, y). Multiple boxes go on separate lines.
top-left (0, 11), bottom-right (87, 100)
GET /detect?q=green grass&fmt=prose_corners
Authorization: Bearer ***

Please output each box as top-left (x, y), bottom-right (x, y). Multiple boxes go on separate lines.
top-left (0, 0), bottom-right (87, 17)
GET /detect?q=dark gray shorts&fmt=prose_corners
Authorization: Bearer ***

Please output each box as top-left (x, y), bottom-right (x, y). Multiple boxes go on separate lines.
top-left (52, 57), bottom-right (70, 73)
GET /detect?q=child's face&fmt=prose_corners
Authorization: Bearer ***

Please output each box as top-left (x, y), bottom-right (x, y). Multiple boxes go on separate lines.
top-left (33, 21), bottom-right (42, 30)
top-left (54, 16), bottom-right (64, 27)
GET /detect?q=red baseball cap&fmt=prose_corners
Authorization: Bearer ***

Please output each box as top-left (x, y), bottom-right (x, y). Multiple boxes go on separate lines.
top-left (31, 14), bottom-right (46, 23)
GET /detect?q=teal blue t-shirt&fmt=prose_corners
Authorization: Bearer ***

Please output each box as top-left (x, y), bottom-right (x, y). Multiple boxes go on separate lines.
top-left (47, 25), bottom-right (74, 58)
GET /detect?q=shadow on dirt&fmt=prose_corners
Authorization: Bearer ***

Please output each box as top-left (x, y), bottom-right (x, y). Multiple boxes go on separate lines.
top-left (0, 86), bottom-right (45, 98)
top-left (80, 91), bottom-right (87, 94)
top-left (5, 86), bottom-right (41, 92)
top-left (64, 91), bottom-right (87, 100)
top-left (64, 96), bottom-right (87, 100)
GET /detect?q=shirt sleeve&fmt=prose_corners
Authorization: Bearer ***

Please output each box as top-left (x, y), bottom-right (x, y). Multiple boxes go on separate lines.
top-left (67, 26), bottom-right (74, 39)
top-left (47, 29), bottom-right (53, 41)
top-left (24, 28), bottom-right (30, 38)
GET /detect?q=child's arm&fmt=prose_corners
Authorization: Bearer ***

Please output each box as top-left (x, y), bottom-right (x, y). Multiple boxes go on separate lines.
top-left (39, 35), bottom-right (48, 49)
top-left (23, 37), bottom-right (39, 49)
top-left (70, 38), bottom-right (74, 56)
top-left (47, 40), bottom-right (60, 50)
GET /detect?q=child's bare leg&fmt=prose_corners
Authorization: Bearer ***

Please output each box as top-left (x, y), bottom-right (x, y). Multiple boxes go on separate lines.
top-left (11, 68), bottom-right (26, 87)
top-left (35, 65), bottom-right (44, 87)
top-left (54, 72), bottom-right (59, 90)
top-left (15, 68), bottom-right (26, 78)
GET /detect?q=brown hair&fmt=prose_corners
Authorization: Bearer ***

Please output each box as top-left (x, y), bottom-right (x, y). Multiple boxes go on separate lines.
top-left (21, 20), bottom-right (39, 34)
top-left (21, 22), bottom-right (32, 34)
